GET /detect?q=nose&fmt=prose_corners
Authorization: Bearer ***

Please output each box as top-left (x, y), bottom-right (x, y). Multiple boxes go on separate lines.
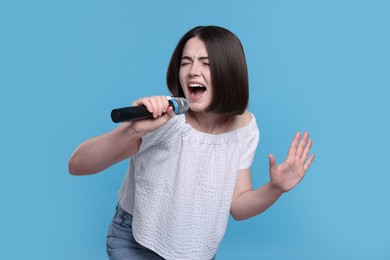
top-left (189, 62), bottom-right (201, 76)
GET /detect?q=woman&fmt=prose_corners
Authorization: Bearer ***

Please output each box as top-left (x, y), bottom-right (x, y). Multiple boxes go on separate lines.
top-left (69, 25), bottom-right (314, 260)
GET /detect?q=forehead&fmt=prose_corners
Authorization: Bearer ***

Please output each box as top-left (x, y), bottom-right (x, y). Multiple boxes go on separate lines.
top-left (182, 37), bottom-right (208, 57)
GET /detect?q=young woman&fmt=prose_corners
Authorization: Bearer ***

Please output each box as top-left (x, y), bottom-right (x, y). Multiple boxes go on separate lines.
top-left (69, 26), bottom-right (314, 260)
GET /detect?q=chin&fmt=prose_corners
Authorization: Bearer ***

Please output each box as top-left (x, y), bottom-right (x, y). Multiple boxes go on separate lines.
top-left (189, 104), bottom-right (209, 113)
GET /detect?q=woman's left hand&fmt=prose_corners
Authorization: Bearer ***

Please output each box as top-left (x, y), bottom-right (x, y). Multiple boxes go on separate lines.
top-left (268, 132), bottom-right (315, 193)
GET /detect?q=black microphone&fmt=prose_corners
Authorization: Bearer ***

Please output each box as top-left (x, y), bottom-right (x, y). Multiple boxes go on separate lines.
top-left (111, 97), bottom-right (189, 123)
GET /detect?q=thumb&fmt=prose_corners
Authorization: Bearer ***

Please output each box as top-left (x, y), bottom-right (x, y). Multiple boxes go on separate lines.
top-left (156, 106), bottom-right (174, 124)
top-left (165, 106), bottom-right (175, 118)
top-left (268, 154), bottom-right (277, 174)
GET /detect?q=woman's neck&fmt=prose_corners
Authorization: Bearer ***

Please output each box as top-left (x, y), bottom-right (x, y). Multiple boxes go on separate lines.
top-left (185, 110), bottom-right (234, 134)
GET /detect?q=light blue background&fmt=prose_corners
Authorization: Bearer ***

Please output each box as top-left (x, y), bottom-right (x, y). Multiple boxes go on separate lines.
top-left (1, 0), bottom-right (389, 259)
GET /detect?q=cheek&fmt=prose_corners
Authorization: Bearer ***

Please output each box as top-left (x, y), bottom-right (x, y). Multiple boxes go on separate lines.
top-left (179, 70), bottom-right (187, 89)
top-left (205, 70), bottom-right (211, 83)
top-left (178, 69), bottom-right (184, 82)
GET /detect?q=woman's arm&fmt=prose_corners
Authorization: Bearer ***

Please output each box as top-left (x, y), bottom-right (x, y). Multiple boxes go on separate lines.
top-left (68, 123), bottom-right (142, 175)
top-left (230, 169), bottom-right (284, 220)
top-left (230, 132), bottom-right (314, 220)
top-left (68, 96), bottom-right (174, 175)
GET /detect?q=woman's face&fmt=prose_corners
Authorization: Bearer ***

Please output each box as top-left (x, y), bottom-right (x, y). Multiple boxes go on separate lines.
top-left (179, 37), bottom-right (213, 113)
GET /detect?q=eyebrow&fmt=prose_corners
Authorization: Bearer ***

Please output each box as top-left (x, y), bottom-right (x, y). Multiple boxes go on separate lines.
top-left (181, 56), bottom-right (209, 61)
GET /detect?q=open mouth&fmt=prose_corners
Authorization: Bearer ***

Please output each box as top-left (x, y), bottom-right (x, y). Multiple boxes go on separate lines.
top-left (188, 84), bottom-right (206, 97)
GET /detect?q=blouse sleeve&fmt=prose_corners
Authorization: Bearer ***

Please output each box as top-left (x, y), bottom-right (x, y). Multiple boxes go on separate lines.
top-left (238, 121), bottom-right (260, 170)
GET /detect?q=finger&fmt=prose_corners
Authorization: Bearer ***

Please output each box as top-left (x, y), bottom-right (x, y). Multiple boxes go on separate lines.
top-left (150, 97), bottom-right (167, 118)
top-left (304, 154), bottom-right (315, 171)
top-left (165, 106), bottom-right (175, 117)
top-left (157, 107), bottom-right (174, 124)
top-left (133, 97), bottom-right (153, 113)
top-left (156, 96), bottom-right (169, 115)
top-left (301, 138), bottom-right (313, 162)
top-left (296, 132), bottom-right (309, 158)
top-left (287, 132), bottom-right (300, 157)
top-left (161, 96), bottom-right (170, 114)
top-left (133, 97), bottom-right (147, 106)
top-left (150, 97), bottom-right (162, 118)
top-left (268, 154), bottom-right (277, 174)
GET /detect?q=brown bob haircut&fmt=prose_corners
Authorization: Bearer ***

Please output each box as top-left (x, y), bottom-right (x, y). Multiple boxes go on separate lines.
top-left (167, 26), bottom-right (249, 115)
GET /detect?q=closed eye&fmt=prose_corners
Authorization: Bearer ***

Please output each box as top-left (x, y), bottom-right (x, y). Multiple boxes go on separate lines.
top-left (181, 56), bottom-right (192, 66)
top-left (199, 57), bottom-right (209, 65)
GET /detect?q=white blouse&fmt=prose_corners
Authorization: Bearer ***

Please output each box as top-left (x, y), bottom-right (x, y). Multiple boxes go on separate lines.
top-left (118, 113), bottom-right (259, 260)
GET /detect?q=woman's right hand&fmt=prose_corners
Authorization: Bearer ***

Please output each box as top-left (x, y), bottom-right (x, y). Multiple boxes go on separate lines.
top-left (124, 96), bottom-right (175, 136)
top-left (68, 96), bottom-right (175, 175)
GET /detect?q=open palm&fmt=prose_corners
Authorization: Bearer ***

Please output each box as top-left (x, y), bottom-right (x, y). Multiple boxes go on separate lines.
top-left (269, 132), bottom-right (314, 193)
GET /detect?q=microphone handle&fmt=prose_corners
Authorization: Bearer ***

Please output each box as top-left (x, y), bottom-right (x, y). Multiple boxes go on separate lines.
top-left (111, 105), bottom-right (153, 123)
top-left (111, 100), bottom-right (178, 123)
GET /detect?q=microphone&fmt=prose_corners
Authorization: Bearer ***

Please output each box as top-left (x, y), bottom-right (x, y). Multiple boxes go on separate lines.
top-left (111, 97), bottom-right (189, 123)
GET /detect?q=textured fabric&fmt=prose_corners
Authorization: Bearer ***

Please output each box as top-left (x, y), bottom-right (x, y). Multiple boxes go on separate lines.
top-left (106, 205), bottom-right (165, 260)
top-left (107, 205), bottom-right (217, 260)
top-left (118, 114), bottom-right (259, 260)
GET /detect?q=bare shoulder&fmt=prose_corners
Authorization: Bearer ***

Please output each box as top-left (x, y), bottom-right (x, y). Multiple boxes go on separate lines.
top-left (230, 110), bottom-right (253, 131)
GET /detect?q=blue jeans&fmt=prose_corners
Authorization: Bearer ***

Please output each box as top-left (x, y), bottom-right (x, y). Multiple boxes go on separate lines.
top-left (106, 205), bottom-right (165, 260)
top-left (106, 205), bottom-right (217, 260)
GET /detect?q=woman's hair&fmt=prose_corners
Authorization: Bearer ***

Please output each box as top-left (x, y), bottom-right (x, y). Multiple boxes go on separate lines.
top-left (167, 26), bottom-right (249, 115)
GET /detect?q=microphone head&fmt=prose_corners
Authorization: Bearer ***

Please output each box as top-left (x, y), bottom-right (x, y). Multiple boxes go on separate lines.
top-left (168, 97), bottom-right (189, 115)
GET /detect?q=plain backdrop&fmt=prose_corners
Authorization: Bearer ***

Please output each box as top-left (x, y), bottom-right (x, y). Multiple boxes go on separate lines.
top-left (1, 0), bottom-right (389, 259)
